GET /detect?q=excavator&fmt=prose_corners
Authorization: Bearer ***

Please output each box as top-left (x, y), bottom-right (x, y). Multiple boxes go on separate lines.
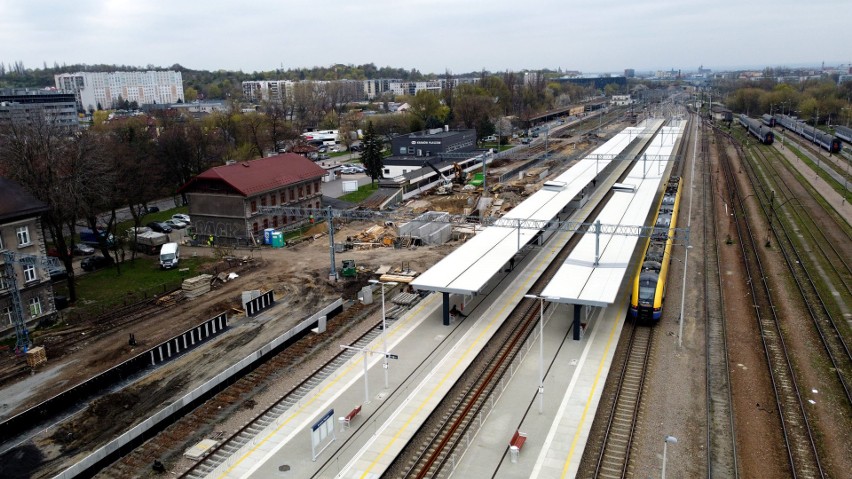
top-left (423, 159), bottom-right (454, 195)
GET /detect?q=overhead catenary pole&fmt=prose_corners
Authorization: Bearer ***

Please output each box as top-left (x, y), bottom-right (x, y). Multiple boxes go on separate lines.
top-left (327, 205), bottom-right (337, 281)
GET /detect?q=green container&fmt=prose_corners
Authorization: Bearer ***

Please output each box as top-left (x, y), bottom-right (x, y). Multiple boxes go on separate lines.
top-left (271, 232), bottom-right (285, 248)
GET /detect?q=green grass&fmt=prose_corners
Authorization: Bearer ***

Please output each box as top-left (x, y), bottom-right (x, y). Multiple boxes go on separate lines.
top-left (112, 205), bottom-right (188, 238)
top-left (55, 254), bottom-right (213, 316)
top-left (330, 151), bottom-right (350, 158)
top-left (338, 182), bottom-right (379, 203)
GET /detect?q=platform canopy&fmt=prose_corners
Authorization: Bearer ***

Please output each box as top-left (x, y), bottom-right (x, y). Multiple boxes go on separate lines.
top-left (411, 121), bottom-right (661, 295)
top-left (541, 121), bottom-right (685, 306)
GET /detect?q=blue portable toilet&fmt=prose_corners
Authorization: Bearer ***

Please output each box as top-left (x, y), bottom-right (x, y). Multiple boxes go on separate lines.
top-left (263, 228), bottom-right (275, 245)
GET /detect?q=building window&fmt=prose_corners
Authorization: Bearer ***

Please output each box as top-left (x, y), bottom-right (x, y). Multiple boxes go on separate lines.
top-left (0, 274), bottom-right (8, 291)
top-left (23, 264), bottom-right (37, 283)
top-left (2, 306), bottom-right (12, 326)
top-left (271, 194), bottom-right (276, 206)
top-left (16, 226), bottom-right (31, 246)
top-left (250, 200), bottom-right (257, 213)
top-left (260, 197), bottom-right (267, 207)
top-left (28, 297), bottom-right (42, 318)
top-left (306, 183), bottom-right (312, 195)
top-left (0, 231), bottom-right (5, 250)
top-left (281, 192), bottom-right (287, 204)
top-left (263, 219), bottom-right (269, 229)
top-left (273, 216), bottom-right (278, 228)
top-left (298, 187), bottom-right (304, 198)
top-left (289, 189), bottom-right (295, 201)
top-left (315, 181), bottom-right (320, 192)
top-left (316, 201), bottom-right (320, 208)
top-left (252, 222), bottom-right (259, 234)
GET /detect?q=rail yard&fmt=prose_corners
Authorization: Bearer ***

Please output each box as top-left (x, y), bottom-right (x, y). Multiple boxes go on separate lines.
top-left (1, 101), bottom-right (850, 479)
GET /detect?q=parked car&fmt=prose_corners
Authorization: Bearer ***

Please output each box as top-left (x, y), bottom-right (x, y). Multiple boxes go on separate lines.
top-left (81, 255), bottom-right (110, 272)
top-left (48, 264), bottom-right (68, 282)
top-left (165, 219), bottom-right (187, 229)
top-left (317, 145), bottom-right (329, 153)
top-left (171, 213), bottom-right (191, 224)
top-left (146, 206), bottom-right (160, 213)
top-left (340, 167), bottom-right (357, 174)
top-left (73, 243), bottom-right (95, 255)
top-left (349, 143), bottom-right (363, 152)
top-left (317, 153), bottom-right (330, 160)
top-left (146, 221), bottom-right (172, 234)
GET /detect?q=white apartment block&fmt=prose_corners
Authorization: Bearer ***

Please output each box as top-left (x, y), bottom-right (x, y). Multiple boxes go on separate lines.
top-left (55, 71), bottom-right (184, 111)
top-left (242, 80), bottom-right (295, 103)
top-left (243, 77), bottom-right (481, 102)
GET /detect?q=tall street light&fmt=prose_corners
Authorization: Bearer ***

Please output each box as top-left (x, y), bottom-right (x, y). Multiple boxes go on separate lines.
top-left (661, 435), bottom-right (678, 479)
top-left (524, 294), bottom-right (547, 414)
top-left (369, 279), bottom-right (398, 389)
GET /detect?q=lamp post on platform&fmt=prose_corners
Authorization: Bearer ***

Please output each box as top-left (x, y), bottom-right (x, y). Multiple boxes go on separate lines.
top-left (524, 294), bottom-right (546, 414)
top-left (369, 279), bottom-right (398, 389)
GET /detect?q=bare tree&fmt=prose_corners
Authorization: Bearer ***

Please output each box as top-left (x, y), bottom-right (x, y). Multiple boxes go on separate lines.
top-left (0, 115), bottom-right (109, 301)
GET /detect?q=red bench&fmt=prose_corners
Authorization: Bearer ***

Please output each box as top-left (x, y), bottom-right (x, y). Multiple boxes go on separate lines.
top-left (509, 430), bottom-right (527, 462)
top-left (342, 405), bottom-right (361, 429)
top-left (510, 430), bottom-right (527, 450)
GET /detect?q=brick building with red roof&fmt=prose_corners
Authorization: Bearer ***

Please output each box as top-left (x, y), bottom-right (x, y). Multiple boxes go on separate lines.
top-left (178, 153), bottom-right (326, 245)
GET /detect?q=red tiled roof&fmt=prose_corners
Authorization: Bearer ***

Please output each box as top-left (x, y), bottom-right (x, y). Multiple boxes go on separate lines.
top-left (179, 154), bottom-right (326, 196)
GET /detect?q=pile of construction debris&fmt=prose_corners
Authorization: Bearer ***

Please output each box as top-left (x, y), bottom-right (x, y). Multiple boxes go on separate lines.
top-left (182, 274), bottom-right (213, 299)
top-left (347, 224), bottom-right (398, 249)
top-left (376, 263), bottom-right (419, 283)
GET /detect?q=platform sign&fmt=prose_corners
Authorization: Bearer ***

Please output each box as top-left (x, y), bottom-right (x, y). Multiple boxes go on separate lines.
top-left (310, 409), bottom-right (336, 461)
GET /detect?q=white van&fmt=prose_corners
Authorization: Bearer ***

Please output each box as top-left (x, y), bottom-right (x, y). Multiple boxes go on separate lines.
top-left (159, 242), bottom-right (180, 269)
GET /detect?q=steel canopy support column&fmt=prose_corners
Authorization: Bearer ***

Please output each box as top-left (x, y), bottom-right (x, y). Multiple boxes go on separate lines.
top-left (594, 220), bottom-right (601, 266)
top-left (573, 304), bottom-right (582, 340)
top-left (443, 291), bottom-right (450, 326)
top-left (327, 206), bottom-right (337, 281)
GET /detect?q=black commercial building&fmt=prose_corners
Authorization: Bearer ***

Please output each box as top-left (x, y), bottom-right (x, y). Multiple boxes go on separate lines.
top-left (0, 88), bottom-right (79, 127)
top-left (390, 128), bottom-right (476, 158)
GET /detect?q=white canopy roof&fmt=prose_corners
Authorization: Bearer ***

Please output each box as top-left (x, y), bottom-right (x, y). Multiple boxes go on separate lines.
top-left (541, 121), bottom-right (686, 306)
top-left (412, 121), bottom-right (663, 295)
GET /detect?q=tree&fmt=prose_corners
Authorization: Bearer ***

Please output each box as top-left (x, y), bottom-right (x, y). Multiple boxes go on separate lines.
top-left (409, 90), bottom-right (449, 126)
top-left (360, 121), bottom-right (384, 184)
top-left (0, 116), bottom-right (109, 301)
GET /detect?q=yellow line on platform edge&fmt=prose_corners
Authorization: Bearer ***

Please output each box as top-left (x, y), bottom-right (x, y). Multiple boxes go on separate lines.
top-left (215, 295), bottom-right (437, 479)
top-left (357, 246), bottom-right (555, 479)
top-left (561, 302), bottom-right (625, 478)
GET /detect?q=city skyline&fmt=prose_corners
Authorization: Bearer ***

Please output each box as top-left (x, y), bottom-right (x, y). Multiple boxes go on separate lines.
top-left (1, 0), bottom-right (851, 75)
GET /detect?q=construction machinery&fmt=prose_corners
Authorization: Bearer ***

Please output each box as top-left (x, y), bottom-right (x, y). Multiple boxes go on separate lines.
top-left (423, 160), bottom-right (453, 195)
top-left (341, 259), bottom-right (357, 278)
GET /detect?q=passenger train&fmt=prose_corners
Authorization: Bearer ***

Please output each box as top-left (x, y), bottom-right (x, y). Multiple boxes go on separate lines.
top-left (834, 125), bottom-right (852, 144)
top-left (773, 114), bottom-right (842, 153)
top-left (739, 114), bottom-right (775, 145)
top-left (629, 175), bottom-right (682, 322)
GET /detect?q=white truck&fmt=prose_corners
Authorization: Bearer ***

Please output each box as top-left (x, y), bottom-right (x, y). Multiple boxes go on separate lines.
top-left (159, 242), bottom-right (180, 269)
top-left (129, 229), bottom-right (168, 255)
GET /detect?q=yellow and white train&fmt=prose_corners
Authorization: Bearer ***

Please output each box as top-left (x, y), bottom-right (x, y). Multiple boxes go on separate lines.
top-left (629, 175), bottom-right (682, 322)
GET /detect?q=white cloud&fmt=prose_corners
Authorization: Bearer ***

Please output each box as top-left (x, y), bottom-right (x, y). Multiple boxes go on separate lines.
top-left (0, 0), bottom-right (850, 74)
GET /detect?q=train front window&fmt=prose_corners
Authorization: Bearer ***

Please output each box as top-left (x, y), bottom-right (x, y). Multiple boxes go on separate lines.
top-left (638, 280), bottom-right (656, 302)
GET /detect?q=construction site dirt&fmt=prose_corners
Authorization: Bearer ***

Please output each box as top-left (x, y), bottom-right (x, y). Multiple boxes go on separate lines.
top-left (0, 122), bottom-right (620, 479)
top-left (0, 222), bottom-right (457, 479)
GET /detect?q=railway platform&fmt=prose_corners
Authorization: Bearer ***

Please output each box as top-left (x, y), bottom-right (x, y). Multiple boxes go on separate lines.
top-left (200, 124), bottom-right (659, 479)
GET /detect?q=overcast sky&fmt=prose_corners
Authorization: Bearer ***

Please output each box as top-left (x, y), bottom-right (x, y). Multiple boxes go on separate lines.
top-left (2, 0), bottom-right (851, 75)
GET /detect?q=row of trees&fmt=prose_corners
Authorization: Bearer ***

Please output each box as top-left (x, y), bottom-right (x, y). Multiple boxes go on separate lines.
top-left (720, 79), bottom-right (852, 126)
top-left (0, 112), bottom-right (228, 301)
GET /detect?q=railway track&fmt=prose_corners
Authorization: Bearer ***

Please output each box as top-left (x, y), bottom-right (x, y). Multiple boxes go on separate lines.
top-left (386, 121), bottom-right (650, 477)
top-left (775, 127), bottom-right (852, 185)
top-left (743, 134), bottom-right (852, 404)
top-left (591, 321), bottom-right (652, 479)
top-left (96, 301), bottom-right (400, 478)
top-left (179, 303), bottom-right (390, 479)
top-left (702, 120), bottom-right (738, 478)
top-left (716, 126), bottom-right (824, 479)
